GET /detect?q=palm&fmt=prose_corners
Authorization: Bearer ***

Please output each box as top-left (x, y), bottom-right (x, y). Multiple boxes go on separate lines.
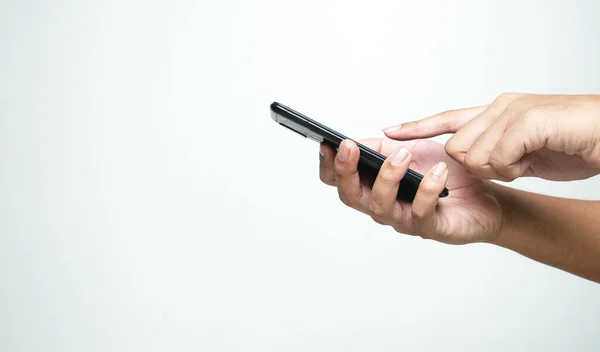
top-left (364, 138), bottom-right (503, 244)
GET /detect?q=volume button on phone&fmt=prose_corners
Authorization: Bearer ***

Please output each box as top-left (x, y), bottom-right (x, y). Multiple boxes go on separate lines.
top-left (307, 132), bottom-right (323, 143)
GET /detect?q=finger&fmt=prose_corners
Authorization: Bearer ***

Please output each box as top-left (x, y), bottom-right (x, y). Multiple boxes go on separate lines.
top-left (411, 162), bottom-right (448, 237)
top-left (371, 215), bottom-right (387, 225)
top-left (319, 143), bottom-right (336, 186)
top-left (368, 147), bottom-right (411, 222)
top-left (356, 138), bottom-right (418, 157)
top-left (462, 113), bottom-right (514, 180)
top-left (382, 105), bottom-right (488, 140)
top-left (445, 93), bottom-right (519, 165)
top-left (489, 118), bottom-right (544, 180)
top-left (334, 139), bottom-right (369, 211)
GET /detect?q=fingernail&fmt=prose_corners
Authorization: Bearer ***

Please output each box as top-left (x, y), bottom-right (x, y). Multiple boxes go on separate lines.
top-left (390, 147), bottom-right (409, 166)
top-left (432, 162), bottom-right (447, 177)
top-left (319, 144), bottom-right (325, 157)
top-left (383, 124), bottom-right (402, 133)
top-left (338, 143), bottom-right (349, 161)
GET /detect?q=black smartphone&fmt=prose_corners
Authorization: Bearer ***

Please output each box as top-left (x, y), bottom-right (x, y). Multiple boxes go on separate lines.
top-left (270, 102), bottom-right (449, 203)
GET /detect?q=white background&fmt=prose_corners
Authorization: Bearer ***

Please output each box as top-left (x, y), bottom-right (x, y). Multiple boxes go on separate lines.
top-left (2, 0), bottom-right (600, 351)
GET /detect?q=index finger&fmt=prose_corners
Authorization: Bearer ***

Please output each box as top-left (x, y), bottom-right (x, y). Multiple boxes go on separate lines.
top-left (383, 105), bottom-right (488, 140)
top-left (356, 138), bottom-right (418, 156)
top-left (319, 143), bottom-right (337, 186)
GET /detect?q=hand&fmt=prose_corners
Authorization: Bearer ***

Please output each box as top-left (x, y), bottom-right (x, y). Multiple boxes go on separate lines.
top-left (319, 138), bottom-right (503, 244)
top-left (383, 93), bottom-right (600, 181)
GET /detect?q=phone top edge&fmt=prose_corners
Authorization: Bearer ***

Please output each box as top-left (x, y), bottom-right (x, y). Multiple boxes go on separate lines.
top-left (271, 102), bottom-right (349, 138)
top-left (271, 102), bottom-right (419, 173)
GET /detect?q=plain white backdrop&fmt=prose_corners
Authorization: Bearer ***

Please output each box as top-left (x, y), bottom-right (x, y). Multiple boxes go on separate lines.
top-left (2, 0), bottom-right (600, 351)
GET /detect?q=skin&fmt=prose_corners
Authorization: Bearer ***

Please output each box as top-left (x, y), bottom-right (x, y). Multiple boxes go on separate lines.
top-left (320, 93), bottom-right (600, 283)
top-left (384, 93), bottom-right (600, 181)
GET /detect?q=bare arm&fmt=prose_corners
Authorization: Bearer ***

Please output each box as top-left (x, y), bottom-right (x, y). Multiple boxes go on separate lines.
top-left (488, 182), bottom-right (600, 283)
top-left (319, 136), bottom-right (600, 283)
top-left (380, 93), bottom-right (600, 282)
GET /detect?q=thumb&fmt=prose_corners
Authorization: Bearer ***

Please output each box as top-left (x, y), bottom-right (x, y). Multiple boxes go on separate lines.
top-left (383, 105), bottom-right (488, 140)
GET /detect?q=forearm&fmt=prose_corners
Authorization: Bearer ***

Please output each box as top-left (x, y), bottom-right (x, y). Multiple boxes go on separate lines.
top-left (487, 182), bottom-right (600, 283)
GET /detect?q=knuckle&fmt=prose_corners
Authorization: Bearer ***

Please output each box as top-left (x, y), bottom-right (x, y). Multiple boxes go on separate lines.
top-left (411, 205), bottom-right (431, 221)
top-left (445, 138), bottom-right (459, 157)
top-left (496, 175), bottom-right (514, 183)
top-left (522, 107), bottom-right (541, 121)
top-left (405, 121), bottom-right (419, 130)
top-left (489, 148), bottom-right (523, 182)
top-left (391, 215), bottom-right (412, 234)
top-left (392, 224), bottom-right (410, 235)
top-left (507, 167), bottom-right (521, 180)
top-left (496, 92), bottom-right (520, 103)
top-left (464, 152), bottom-right (483, 170)
top-left (542, 116), bottom-right (557, 140)
top-left (333, 162), bottom-right (346, 176)
top-left (496, 92), bottom-right (512, 101)
top-left (371, 215), bottom-right (386, 225)
top-left (333, 164), bottom-right (342, 177)
top-left (369, 201), bottom-right (386, 217)
top-left (417, 232), bottom-right (432, 240)
top-left (318, 170), bottom-right (325, 182)
top-left (502, 173), bottom-right (518, 182)
top-left (495, 165), bottom-right (519, 182)
top-left (322, 177), bottom-right (335, 186)
top-left (377, 167), bottom-right (399, 184)
top-left (487, 152), bottom-right (504, 169)
top-left (338, 187), bottom-right (362, 208)
top-left (334, 163), bottom-right (356, 179)
top-left (338, 192), bottom-right (351, 206)
top-left (319, 170), bottom-right (334, 185)
top-left (418, 180), bottom-right (440, 198)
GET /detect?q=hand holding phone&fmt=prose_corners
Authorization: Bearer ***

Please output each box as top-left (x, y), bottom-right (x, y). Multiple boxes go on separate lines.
top-left (270, 102), bottom-right (449, 203)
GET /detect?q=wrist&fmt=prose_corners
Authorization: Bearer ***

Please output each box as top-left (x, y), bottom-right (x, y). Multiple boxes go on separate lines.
top-left (481, 181), bottom-right (523, 247)
top-left (483, 181), bottom-right (570, 260)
